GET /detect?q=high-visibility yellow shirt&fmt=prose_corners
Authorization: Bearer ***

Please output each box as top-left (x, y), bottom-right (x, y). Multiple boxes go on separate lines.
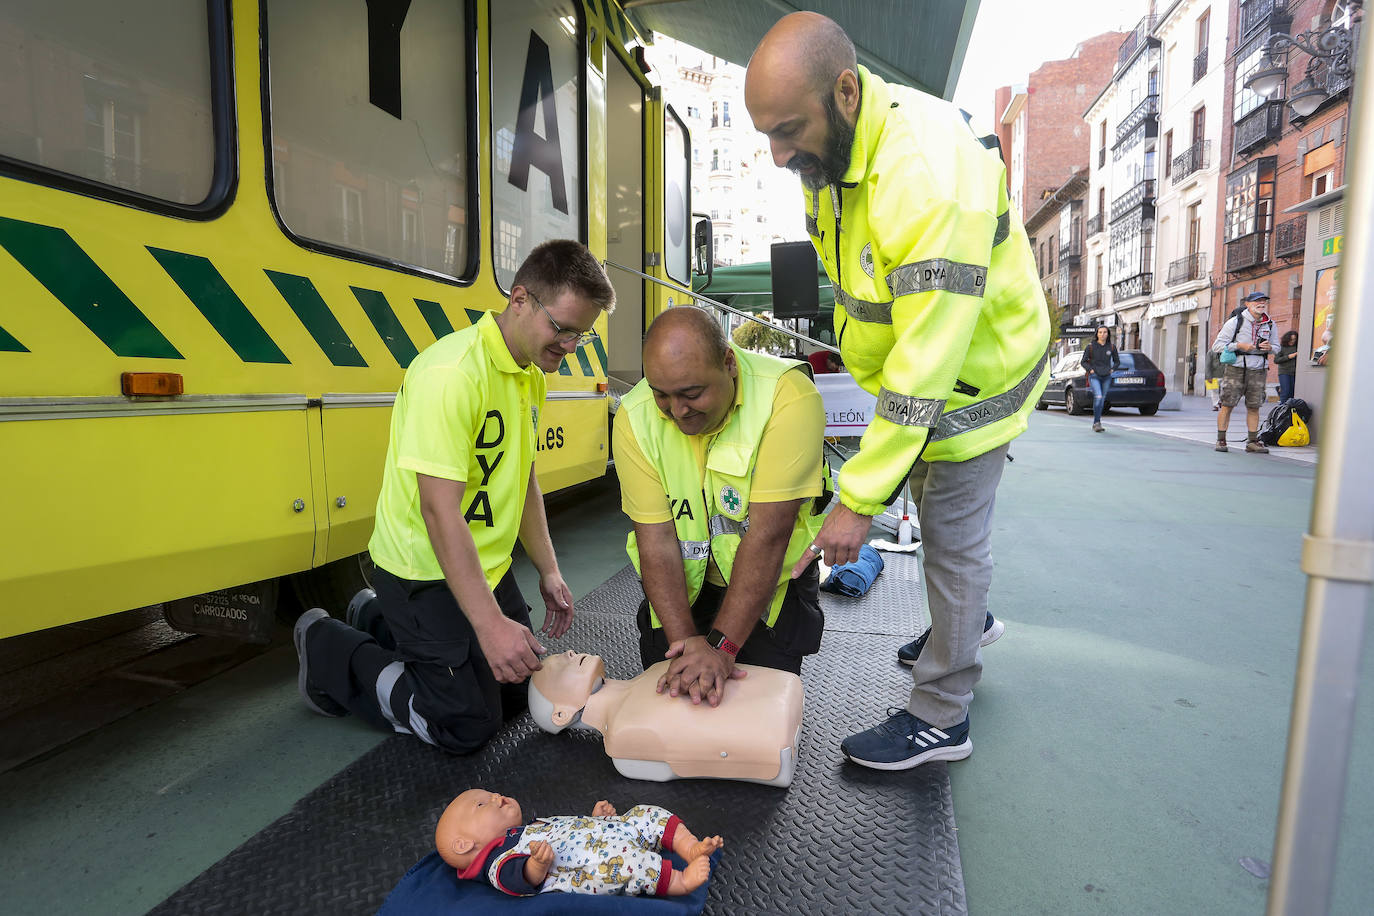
top-left (616, 365), bottom-right (824, 586)
top-left (368, 312), bottom-right (545, 588)
top-left (805, 66), bottom-right (1050, 516)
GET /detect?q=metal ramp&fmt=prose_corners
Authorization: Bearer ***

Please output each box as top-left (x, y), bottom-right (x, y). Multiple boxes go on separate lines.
top-left (149, 560), bottom-right (964, 915)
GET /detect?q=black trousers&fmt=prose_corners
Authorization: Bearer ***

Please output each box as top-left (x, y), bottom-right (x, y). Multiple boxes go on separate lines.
top-left (636, 561), bottom-right (824, 674)
top-left (306, 565), bottom-right (531, 754)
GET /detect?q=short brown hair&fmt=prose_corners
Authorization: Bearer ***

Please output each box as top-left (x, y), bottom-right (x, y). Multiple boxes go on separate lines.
top-left (512, 239), bottom-right (617, 314)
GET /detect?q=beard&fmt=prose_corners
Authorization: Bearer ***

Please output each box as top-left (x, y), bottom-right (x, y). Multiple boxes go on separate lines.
top-left (788, 92), bottom-right (855, 191)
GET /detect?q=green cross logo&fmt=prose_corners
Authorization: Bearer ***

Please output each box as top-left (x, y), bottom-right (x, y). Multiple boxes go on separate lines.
top-left (719, 485), bottom-right (742, 514)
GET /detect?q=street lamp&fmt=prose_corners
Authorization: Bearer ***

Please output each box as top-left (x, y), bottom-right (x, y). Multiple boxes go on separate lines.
top-left (1244, 0), bottom-right (1362, 120)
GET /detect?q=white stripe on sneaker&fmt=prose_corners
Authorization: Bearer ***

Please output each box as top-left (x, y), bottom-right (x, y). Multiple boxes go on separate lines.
top-left (930, 727), bottom-right (950, 740)
top-left (917, 730), bottom-right (938, 744)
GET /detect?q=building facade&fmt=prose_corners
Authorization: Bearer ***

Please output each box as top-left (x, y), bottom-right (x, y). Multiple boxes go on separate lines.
top-left (995, 33), bottom-right (1127, 224)
top-left (1147, 0), bottom-right (1229, 396)
top-left (1025, 170), bottom-right (1090, 360)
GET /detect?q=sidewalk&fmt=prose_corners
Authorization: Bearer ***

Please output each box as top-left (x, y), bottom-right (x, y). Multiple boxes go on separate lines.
top-left (1093, 393), bottom-right (1318, 464)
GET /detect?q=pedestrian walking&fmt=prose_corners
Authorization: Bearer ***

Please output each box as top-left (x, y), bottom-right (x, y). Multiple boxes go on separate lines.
top-left (1080, 326), bottom-right (1120, 432)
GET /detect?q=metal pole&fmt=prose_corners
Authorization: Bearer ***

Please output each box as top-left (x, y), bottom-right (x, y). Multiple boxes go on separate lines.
top-left (602, 259), bottom-right (839, 353)
top-left (1266, 35), bottom-right (1374, 916)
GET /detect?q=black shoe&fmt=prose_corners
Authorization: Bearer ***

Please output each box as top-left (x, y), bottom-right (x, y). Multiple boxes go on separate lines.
top-left (898, 612), bottom-right (1004, 666)
top-left (294, 609), bottom-right (348, 717)
top-left (345, 587), bottom-right (378, 629)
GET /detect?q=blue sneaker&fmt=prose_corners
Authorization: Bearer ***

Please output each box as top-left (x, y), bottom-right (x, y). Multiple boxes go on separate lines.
top-left (841, 708), bottom-right (971, 770)
top-left (897, 611), bottom-right (1004, 666)
top-left (294, 608), bottom-right (348, 717)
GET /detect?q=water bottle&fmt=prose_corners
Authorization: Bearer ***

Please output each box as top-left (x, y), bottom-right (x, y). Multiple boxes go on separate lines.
top-left (897, 515), bottom-right (913, 546)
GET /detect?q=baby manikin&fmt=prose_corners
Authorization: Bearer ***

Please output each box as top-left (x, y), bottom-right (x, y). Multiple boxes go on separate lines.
top-left (529, 651), bottom-right (804, 787)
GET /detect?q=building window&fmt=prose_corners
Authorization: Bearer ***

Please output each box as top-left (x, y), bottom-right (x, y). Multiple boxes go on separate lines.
top-left (1312, 169), bottom-right (1333, 197)
top-left (722, 100), bottom-right (731, 127)
top-left (1234, 32), bottom-right (1282, 123)
top-left (1224, 156), bottom-right (1277, 242)
top-left (1164, 130), bottom-right (1173, 179)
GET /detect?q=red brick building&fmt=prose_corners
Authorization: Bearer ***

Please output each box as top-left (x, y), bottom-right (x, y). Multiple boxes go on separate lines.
top-left (1214, 0), bottom-right (1355, 413)
top-left (995, 32), bottom-right (1127, 223)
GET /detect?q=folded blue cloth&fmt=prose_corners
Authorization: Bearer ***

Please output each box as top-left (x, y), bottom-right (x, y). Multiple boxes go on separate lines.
top-left (820, 544), bottom-right (885, 597)
top-left (377, 849), bottom-right (719, 914)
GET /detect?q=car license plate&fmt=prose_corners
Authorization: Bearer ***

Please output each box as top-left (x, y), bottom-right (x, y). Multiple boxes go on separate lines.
top-left (1114, 377), bottom-right (1144, 385)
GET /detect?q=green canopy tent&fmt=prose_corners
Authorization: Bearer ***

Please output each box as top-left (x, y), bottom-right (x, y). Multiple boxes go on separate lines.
top-left (691, 259), bottom-right (837, 342)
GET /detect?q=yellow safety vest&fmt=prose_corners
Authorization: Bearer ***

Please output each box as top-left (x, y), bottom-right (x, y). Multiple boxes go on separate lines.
top-left (623, 347), bottom-right (828, 629)
top-left (806, 66), bottom-right (1051, 516)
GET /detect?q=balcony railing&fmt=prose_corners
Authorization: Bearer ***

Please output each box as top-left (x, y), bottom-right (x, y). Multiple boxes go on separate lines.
top-left (1110, 178), bottom-right (1156, 224)
top-left (1115, 94), bottom-right (1159, 147)
top-left (1059, 226), bottom-right (1083, 261)
top-left (1235, 101), bottom-right (1284, 155)
top-left (1087, 212), bottom-right (1104, 236)
top-left (1111, 273), bottom-right (1153, 301)
top-left (1274, 214), bottom-right (1307, 257)
top-left (1167, 252), bottom-right (1208, 285)
top-left (1118, 13), bottom-right (1158, 68)
top-left (1241, 0), bottom-right (1290, 39)
top-left (1226, 231), bottom-right (1272, 272)
top-left (1193, 48), bottom-right (1208, 84)
top-left (1085, 290), bottom-right (1104, 312)
top-left (1172, 140), bottom-right (1211, 185)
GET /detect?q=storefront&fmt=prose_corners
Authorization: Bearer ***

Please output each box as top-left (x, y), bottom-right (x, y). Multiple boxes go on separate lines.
top-left (1283, 186), bottom-right (1345, 426)
top-left (1145, 294), bottom-right (1204, 396)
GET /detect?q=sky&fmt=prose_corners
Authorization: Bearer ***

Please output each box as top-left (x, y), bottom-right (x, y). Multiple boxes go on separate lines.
top-left (952, 0), bottom-right (1150, 122)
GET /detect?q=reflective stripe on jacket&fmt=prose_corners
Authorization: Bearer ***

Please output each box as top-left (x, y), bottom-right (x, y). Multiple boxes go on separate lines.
top-left (623, 347), bottom-right (827, 628)
top-left (806, 67), bottom-right (1050, 516)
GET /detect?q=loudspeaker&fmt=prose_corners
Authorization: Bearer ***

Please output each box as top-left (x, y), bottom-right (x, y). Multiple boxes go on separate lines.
top-left (770, 241), bottom-right (820, 319)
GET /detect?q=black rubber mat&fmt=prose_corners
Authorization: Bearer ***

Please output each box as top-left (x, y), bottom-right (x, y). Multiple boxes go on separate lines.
top-left (150, 566), bottom-right (964, 916)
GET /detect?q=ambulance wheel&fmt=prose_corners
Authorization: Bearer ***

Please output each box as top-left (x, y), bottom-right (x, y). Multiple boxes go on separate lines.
top-left (286, 552), bottom-right (376, 622)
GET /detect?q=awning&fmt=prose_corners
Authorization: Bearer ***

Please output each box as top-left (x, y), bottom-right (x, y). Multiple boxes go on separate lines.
top-left (692, 259), bottom-right (836, 315)
top-left (626, 0), bottom-right (980, 98)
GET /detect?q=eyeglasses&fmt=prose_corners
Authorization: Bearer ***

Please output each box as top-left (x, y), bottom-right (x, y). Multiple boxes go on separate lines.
top-left (528, 290), bottom-right (599, 346)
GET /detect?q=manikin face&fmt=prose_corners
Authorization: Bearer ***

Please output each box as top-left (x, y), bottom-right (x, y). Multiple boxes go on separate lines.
top-left (438, 789), bottom-right (523, 855)
top-left (645, 345), bottom-right (738, 437)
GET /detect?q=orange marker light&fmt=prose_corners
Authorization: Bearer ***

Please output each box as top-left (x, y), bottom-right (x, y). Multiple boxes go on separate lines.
top-left (596, 381), bottom-right (609, 392)
top-left (121, 372), bottom-right (184, 397)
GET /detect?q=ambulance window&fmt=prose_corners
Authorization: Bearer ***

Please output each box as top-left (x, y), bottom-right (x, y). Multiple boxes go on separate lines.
top-left (663, 106), bottom-right (691, 285)
top-left (266, 0), bottom-right (474, 278)
top-left (0, 0), bottom-right (226, 210)
top-left (490, 0), bottom-right (584, 292)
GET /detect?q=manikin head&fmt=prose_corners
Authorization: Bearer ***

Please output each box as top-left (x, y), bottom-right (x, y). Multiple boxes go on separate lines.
top-left (528, 650), bottom-right (607, 733)
top-left (435, 789), bottom-right (525, 869)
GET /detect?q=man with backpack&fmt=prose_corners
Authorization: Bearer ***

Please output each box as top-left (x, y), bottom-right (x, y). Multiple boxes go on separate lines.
top-left (1210, 291), bottom-right (1278, 453)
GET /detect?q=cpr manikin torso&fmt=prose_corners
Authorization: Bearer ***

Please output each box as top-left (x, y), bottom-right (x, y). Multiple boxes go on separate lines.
top-left (529, 651), bottom-right (804, 787)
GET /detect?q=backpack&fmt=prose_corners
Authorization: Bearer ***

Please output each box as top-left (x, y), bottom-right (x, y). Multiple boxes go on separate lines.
top-left (1258, 398), bottom-right (1313, 446)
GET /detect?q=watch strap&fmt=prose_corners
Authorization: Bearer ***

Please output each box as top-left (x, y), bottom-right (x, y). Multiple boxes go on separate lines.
top-left (705, 628), bottom-right (740, 657)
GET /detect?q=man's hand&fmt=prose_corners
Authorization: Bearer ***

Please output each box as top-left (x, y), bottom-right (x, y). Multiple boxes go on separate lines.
top-left (592, 800), bottom-right (616, 817)
top-left (656, 637), bottom-right (746, 707)
top-left (1236, 342), bottom-right (1255, 353)
top-left (793, 502), bottom-right (874, 575)
top-left (1257, 340), bottom-right (1271, 353)
top-left (537, 571), bottom-right (574, 638)
top-left (473, 615), bottom-right (544, 684)
top-left (524, 840), bottom-right (554, 886)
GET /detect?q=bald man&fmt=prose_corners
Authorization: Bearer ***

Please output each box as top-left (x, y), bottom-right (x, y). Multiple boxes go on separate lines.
top-left (615, 308), bottom-right (830, 706)
top-left (745, 14), bottom-right (1049, 770)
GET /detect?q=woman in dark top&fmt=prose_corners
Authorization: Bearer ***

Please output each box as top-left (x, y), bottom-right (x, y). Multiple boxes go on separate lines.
top-left (1080, 326), bottom-right (1121, 432)
top-left (1274, 329), bottom-right (1299, 402)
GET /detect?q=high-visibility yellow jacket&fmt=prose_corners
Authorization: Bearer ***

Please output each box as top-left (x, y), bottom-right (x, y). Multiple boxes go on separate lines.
top-left (807, 66), bottom-right (1050, 516)
top-left (622, 347), bottom-right (828, 628)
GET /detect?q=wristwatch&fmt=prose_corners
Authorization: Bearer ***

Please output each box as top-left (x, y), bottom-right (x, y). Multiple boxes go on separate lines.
top-left (704, 628), bottom-right (741, 657)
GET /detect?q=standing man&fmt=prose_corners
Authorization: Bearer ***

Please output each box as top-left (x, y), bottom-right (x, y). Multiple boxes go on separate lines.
top-left (744, 13), bottom-right (1049, 770)
top-left (616, 307), bottom-right (829, 707)
top-left (1211, 291), bottom-right (1278, 454)
top-left (294, 240), bottom-right (616, 753)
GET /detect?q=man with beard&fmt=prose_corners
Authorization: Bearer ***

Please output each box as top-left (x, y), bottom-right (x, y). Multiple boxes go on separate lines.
top-left (744, 13), bottom-right (1049, 771)
top-left (294, 240), bottom-right (617, 754)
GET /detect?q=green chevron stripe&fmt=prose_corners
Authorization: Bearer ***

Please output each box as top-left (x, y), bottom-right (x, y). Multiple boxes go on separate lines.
top-left (0, 322), bottom-right (28, 352)
top-left (0, 216), bottom-right (181, 359)
top-left (558, 357), bottom-right (572, 375)
top-left (351, 287), bottom-right (419, 367)
top-left (590, 335), bottom-right (608, 372)
top-left (415, 299), bottom-right (455, 338)
top-left (149, 248), bottom-right (289, 364)
top-left (573, 345), bottom-right (593, 375)
top-left (265, 270), bottom-right (368, 367)
top-left (464, 308), bottom-right (484, 326)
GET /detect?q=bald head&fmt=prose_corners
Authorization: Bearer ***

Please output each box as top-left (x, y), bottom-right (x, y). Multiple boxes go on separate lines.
top-left (644, 306), bottom-right (729, 368)
top-left (747, 12), bottom-right (856, 99)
